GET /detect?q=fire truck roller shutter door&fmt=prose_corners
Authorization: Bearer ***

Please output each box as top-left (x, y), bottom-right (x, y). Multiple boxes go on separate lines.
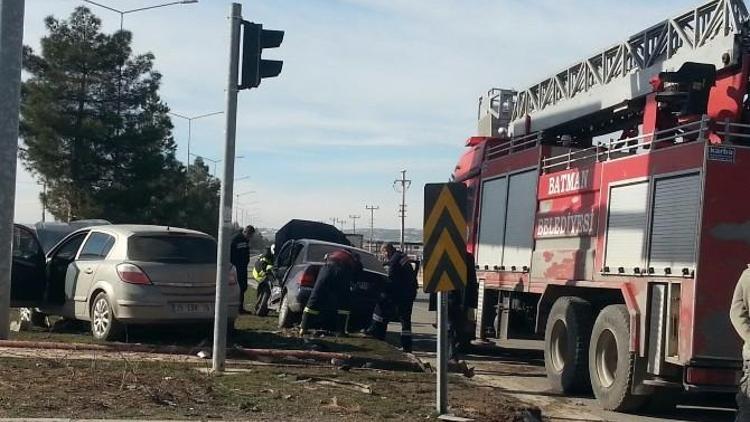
top-left (605, 181), bottom-right (649, 272)
top-left (648, 173), bottom-right (701, 273)
top-left (503, 170), bottom-right (538, 270)
top-left (476, 177), bottom-right (508, 269)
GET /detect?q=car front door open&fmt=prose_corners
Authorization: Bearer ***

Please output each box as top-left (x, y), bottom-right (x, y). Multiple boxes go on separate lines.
top-left (10, 224), bottom-right (46, 306)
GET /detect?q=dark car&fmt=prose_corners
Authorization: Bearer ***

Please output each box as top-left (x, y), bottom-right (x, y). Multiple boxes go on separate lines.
top-left (270, 239), bottom-right (386, 331)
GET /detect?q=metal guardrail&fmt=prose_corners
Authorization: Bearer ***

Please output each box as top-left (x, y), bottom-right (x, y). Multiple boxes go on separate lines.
top-left (541, 115), bottom-right (710, 172)
top-left (486, 132), bottom-right (543, 161)
top-left (716, 120), bottom-right (750, 141)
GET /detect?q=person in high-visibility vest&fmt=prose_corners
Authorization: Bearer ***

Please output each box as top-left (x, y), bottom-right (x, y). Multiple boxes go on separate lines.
top-left (252, 247), bottom-right (274, 315)
top-left (300, 249), bottom-right (362, 336)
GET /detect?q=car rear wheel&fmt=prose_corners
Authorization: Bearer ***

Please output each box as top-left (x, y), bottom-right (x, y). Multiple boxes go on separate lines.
top-left (91, 292), bottom-right (123, 341)
top-left (278, 293), bottom-right (296, 329)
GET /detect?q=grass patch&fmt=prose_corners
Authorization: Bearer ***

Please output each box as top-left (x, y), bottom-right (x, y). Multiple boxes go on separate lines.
top-left (0, 357), bottom-right (534, 421)
top-left (8, 288), bottom-right (406, 362)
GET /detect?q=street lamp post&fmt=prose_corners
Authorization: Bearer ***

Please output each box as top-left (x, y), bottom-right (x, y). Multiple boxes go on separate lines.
top-left (234, 190), bottom-right (255, 223)
top-left (82, 0), bottom-right (199, 30)
top-left (171, 111), bottom-right (223, 169)
top-left (190, 153), bottom-right (243, 176)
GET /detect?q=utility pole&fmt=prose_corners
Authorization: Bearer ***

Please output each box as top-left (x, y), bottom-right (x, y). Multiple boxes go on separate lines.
top-left (0, 0), bottom-right (25, 340)
top-left (212, 2), bottom-right (242, 373)
top-left (393, 169), bottom-right (411, 251)
top-left (336, 218), bottom-right (346, 232)
top-left (348, 214), bottom-right (360, 234)
top-left (365, 205), bottom-right (379, 252)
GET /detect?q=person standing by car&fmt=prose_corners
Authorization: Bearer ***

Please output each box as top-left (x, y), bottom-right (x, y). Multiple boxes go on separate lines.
top-left (365, 243), bottom-right (418, 352)
top-left (731, 267), bottom-right (750, 421)
top-left (252, 247), bottom-right (274, 315)
top-left (231, 225), bottom-right (255, 314)
top-left (300, 249), bottom-right (362, 336)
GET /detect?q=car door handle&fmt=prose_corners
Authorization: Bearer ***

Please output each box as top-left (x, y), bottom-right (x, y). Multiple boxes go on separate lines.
top-left (84, 268), bottom-right (94, 275)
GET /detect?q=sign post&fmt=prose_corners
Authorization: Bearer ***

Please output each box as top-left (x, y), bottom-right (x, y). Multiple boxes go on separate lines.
top-left (423, 183), bottom-right (467, 415)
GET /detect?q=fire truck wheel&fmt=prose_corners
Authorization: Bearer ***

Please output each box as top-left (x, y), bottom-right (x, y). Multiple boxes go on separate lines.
top-left (544, 296), bottom-right (593, 393)
top-left (589, 304), bottom-right (647, 411)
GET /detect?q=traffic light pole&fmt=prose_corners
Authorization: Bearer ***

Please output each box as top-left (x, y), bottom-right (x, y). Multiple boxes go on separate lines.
top-left (212, 1), bottom-right (242, 373)
top-left (0, 0), bottom-right (25, 340)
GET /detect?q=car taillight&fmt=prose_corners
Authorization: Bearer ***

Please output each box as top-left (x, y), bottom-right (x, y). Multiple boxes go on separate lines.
top-left (116, 263), bottom-right (152, 285)
top-left (299, 267), bottom-right (319, 287)
top-left (228, 266), bottom-right (237, 285)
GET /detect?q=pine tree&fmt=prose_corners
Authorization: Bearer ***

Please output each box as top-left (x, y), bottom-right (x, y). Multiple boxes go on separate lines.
top-left (19, 7), bottom-right (220, 233)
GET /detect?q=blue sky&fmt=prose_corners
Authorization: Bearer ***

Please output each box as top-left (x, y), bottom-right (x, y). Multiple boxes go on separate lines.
top-left (15, 0), bottom-right (690, 229)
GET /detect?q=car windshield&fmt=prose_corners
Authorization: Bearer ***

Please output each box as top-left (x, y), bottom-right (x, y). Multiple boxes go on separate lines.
top-left (128, 234), bottom-right (216, 264)
top-left (305, 244), bottom-right (385, 273)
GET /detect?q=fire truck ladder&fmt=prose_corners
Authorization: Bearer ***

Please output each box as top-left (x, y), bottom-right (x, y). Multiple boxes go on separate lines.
top-left (510, 0), bottom-right (750, 135)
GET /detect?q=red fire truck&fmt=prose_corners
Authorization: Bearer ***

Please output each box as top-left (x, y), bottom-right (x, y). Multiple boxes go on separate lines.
top-left (454, 0), bottom-right (750, 411)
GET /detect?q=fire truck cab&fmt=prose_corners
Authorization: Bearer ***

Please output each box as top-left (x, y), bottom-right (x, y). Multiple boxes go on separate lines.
top-left (456, 0), bottom-right (750, 411)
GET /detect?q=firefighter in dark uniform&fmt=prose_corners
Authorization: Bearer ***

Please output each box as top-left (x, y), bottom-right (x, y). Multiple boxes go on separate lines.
top-left (299, 249), bottom-right (362, 336)
top-left (230, 225), bottom-right (255, 314)
top-left (366, 243), bottom-right (418, 352)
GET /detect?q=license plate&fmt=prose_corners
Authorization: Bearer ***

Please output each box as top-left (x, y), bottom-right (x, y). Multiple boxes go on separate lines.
top-left (171, 303), bottom-right (213, 314)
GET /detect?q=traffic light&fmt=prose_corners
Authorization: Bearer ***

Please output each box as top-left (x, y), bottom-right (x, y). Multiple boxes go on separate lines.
top-left (239, 21), bottom-right (284, 90)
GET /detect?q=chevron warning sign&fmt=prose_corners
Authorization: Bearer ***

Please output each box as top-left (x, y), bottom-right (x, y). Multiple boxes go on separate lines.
top-left (423, 183), bottom-right (467, 293)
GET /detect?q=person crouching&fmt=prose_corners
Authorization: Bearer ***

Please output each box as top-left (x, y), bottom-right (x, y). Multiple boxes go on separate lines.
top-left (299, 249), bottom-right (363, 336)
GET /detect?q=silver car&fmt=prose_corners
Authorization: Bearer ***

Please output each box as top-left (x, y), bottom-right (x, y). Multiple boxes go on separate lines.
top-left (11, 224), bottom-right (240, 340)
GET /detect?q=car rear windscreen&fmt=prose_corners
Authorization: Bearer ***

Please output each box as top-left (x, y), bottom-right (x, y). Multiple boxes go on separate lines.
top-left (306, 244), bottom-right (385, 273)
top-left (128, 234), bottom-right (217, 264)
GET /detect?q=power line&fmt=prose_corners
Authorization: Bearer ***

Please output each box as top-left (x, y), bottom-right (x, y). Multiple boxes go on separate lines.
top-left (393, 169), bottom-right (411, 251)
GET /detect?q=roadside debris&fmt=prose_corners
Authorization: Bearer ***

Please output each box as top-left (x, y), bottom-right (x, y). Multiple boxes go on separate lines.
top-left (293, 375), bottom-right (373, 394)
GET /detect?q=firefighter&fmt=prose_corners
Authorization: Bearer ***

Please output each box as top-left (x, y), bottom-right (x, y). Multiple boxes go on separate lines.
top-left (730, 268), bottom-right (750, 421)
top-left (366, 243), bottom-right (418, 352)
top-left (299, 249), bottom-right (362, 336)
top-left (252, 247), bottom-right (274, 315)
top-left (230, 225), bottom-right (255, 314)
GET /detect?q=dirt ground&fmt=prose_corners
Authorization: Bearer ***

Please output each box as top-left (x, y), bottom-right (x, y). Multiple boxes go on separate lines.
top-left (0, 356), bottom-right (536, 421)
top-left (2, 288), bottom-right (540, 421)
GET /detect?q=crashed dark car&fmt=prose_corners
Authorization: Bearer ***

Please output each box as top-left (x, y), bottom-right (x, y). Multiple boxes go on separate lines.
top-left (270, 239), bottom-right (387, 331)
top-left (266, 220), bottom-right (385, 331)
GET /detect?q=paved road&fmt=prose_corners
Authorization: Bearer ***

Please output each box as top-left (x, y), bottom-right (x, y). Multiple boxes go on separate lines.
top-left (386, 292), bottom-right (737, 422)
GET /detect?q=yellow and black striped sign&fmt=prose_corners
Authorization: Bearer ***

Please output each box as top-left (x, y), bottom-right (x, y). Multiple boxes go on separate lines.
top-left (423, 183), bottom-right (467, 293)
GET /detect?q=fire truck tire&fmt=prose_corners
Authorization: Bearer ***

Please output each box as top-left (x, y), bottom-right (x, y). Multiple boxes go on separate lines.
top-left (544, 296), bottom-right (593, 394)
top-left (589, 304), bottom-right (647, 412)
